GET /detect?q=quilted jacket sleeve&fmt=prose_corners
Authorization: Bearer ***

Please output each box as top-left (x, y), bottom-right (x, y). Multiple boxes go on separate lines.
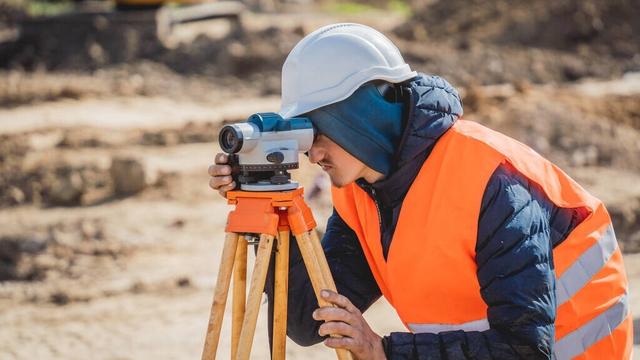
top-left (382, 163), bottom-right (565, 359)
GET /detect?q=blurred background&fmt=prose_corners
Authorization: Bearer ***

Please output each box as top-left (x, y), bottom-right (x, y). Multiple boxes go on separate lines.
top-left (0, 0), bottom-right (639, 358)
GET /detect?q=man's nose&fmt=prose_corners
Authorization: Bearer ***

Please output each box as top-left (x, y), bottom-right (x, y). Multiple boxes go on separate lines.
top-left (307, 145), bottom-right (323, 164)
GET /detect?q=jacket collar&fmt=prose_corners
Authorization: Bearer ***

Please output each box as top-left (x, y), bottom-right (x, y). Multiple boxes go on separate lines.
top-left (369, 74), bottom-right (463, 208)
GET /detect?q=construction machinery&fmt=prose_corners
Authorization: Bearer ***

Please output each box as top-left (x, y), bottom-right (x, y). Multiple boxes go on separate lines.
top-left (1, 0), bottom-right (245, 69)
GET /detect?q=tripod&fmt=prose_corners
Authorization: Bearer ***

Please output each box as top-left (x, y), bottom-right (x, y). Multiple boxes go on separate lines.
top-left (201, 187), bottom-right (353, 360)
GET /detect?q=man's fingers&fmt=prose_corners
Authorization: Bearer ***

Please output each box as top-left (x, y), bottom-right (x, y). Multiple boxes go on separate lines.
top-left (208, 164), bottom-right (231, 177)
top-left (318, 321), bottom-right (357, 338)
top-left (323, 336), bottom-right (356, 350)
top-left (220, 182), bottom-right (236, 192)
top-left (209, 175), bottom-right (233, 189)
top-left (313, 307), bottom-right (355, 324)
top-left (215, 153), bottom-right (228, 165)
top-left (320, 290), bottom-right (359, 313)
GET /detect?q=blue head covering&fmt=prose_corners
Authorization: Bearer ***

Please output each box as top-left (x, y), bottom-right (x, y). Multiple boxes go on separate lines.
top-left (306, 83), bottom-right (404, 176)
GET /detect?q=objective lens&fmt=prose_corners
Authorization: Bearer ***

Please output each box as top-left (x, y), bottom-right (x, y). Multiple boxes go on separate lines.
top-left (219, 125), bottom-right (243, 153)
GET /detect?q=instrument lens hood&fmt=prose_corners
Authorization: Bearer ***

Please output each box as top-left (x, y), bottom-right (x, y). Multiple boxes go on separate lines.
top-left (219, 125), bottom-right (243, 154)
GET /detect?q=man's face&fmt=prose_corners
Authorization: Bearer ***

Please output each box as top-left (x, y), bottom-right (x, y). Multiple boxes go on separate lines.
top-left (307, 134), bottom-right (368, 188)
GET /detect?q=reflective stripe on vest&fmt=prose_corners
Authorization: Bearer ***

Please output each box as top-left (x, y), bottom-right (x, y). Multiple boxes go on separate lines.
top-left (408, 292), bottom-right (630, 357)
top-left (555, 293), bottom-right (630, 359)
top-left (408, 318), bottom-right (490, 334)
top-left (402, 225), bottom-right (623, 348)
top-left (556, 225), bottom-right (618, 306)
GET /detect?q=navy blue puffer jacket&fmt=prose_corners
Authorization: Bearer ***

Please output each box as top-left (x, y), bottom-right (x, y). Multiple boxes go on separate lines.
top-left (264, 74), bottom-right (589, 359)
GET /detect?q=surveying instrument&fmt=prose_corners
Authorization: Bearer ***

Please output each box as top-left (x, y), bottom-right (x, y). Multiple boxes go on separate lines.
top-left (201, 113), bottom-right (353, 360)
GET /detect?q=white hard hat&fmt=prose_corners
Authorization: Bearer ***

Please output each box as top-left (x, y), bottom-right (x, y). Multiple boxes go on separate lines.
top-left (279, 23), bottom-right (417, 118)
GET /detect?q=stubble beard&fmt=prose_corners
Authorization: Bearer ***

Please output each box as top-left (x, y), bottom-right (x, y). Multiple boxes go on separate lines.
top-left (328, 174), bottom-right (344, 188)
top-left (328, 171), bottom-right (354, 188)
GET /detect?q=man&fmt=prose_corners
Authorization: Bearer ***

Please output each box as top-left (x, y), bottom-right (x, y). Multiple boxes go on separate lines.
top-left (209, 23), bottom-right (632, 359)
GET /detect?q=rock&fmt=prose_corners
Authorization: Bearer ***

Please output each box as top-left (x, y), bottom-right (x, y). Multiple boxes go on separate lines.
top-left (570, 145), bottom-right (599, 167)
top-left (170, 218), bottom-right (185, 228)
top-left (80, 219), bottom-right (104, 241)
top-left (569, 167), bottom-right (640, 254)
top-left (130, 281), bottom-right (146, 294)
top-left (0, 235), bottom-right (48, 281)
top-left (0, 238), bottom-right (21, 281)
top-left (608, 198), bottom-right (640, 253)
top-left (142, 130), bottom-right (180, 146)
top-left (50, 291), bottom-right (70, 305)
top-left (110, 156), bottom-right (146, 195)
top-left (7, 186), bottom-right (24, 204)
top-left (175, 276), bottom-right (191, 288)
top-left (45, 168), bottom-right (85, 206)
top-left (563, 58), bottom-right (588, 81)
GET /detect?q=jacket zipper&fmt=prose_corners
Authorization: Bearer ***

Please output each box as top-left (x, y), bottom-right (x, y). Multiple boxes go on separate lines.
top-left (358, 180), bottom-right (384, 237)
top-left (370, 187), bottom-right (383, 232)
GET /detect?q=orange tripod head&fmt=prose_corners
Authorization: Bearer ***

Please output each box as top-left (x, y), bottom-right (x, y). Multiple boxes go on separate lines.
top-left (225, 188), bottom-right (317, 237)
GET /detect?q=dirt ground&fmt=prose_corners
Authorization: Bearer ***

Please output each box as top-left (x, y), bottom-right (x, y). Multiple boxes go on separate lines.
top-left (1, 2), bottom-right (640, 359)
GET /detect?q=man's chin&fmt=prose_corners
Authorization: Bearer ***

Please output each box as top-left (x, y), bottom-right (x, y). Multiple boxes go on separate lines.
top-left (328, 175), bottom-right (354, 188)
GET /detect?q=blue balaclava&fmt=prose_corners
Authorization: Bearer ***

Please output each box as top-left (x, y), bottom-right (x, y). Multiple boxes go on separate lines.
top-left (306, 83), bottom-right (404, 176)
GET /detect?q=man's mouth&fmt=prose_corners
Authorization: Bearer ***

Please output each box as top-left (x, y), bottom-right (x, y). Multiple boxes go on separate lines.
top-left (319, 163), bottom-right (332, 171)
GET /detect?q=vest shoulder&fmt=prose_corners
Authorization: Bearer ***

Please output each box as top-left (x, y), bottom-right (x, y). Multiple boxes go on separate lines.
top-left (450, 119), bottom-right (600, 209)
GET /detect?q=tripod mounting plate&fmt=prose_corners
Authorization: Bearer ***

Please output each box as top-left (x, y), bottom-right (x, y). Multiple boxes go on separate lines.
top-left (225, 188), bottom-right (316, 236)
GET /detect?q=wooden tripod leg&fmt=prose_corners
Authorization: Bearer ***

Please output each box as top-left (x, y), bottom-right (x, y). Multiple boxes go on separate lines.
top-left (231, 236), bottom-right (247, 360)
top-left (202, 233), bottom-right (240, 360)
top-left (296, 231), bottom-right (354, 360)
top-left (236, 234), bottom-right (275, 360)
top-left (272, 230), bottom-right (290, 360)
top-left (309, 230), bottom-right (337, 291)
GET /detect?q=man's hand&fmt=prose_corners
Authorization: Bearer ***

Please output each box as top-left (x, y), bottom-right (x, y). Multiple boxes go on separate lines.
top-left (313, 290), bottom-right (386, 360)
top-left (208, 153), bottom-right (236, 198)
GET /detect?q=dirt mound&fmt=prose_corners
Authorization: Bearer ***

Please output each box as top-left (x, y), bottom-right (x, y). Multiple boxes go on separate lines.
top-left (0, 133), bottom-right (112, 207)
top-left (395, 0), bottom-right (640, 84)
top-left (393, 38), bottom-right (633, 86)
top-left (0, 61), bottom-right (251, 108)
top-left (0, 10), bottom-right (301, 84)
top-left (0, 120), bottom-right (224, 208)
top-left (400, 0), bottom-right (639, 57)
top-left (0, 219), bottom-right (127, 283)
top-left (161, 25), bottom-right (301, 78)
top-left (462, 86), bottom-right (640, 171)
top-left (1, 10), bottom-right (163, 71)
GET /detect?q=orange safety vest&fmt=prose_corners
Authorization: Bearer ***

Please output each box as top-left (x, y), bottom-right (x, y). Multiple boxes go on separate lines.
top-left (332, 120), bottom-right (632, 359)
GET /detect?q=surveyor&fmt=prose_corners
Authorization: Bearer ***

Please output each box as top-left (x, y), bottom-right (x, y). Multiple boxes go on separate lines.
top-left (208, 23), bottom-right (632, 359)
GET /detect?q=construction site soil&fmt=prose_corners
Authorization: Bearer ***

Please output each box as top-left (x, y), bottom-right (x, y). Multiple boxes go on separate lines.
top-left (1, 2), bottom-right (640, 359)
